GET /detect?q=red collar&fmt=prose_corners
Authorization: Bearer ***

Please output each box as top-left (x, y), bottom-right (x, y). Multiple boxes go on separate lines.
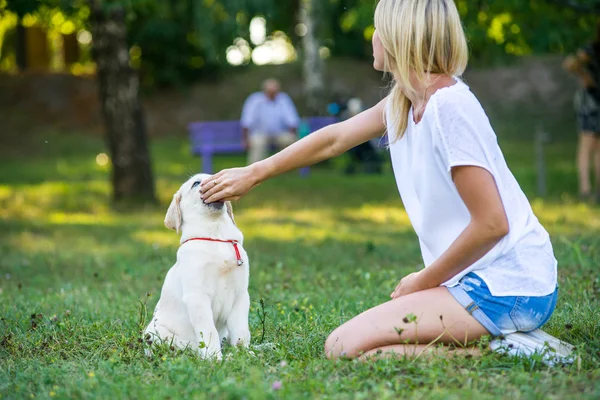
top-left (181, 237), bottom-right (244, 266)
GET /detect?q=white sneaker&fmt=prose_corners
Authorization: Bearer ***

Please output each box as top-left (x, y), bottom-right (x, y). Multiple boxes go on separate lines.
top-left (489, 329), bottom-right (575, 366)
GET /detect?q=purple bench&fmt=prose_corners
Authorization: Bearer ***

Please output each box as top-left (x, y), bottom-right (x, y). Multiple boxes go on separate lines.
top-left (188, 117), bottom-right (338, 175)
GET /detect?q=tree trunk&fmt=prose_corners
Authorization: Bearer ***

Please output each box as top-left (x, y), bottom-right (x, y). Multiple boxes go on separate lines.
top-left (300, 0), bottom-right (325, 116)
top-left (15, 21), bottom-right (27, 72)
top-left (89, 2), bottom-right (157, 206)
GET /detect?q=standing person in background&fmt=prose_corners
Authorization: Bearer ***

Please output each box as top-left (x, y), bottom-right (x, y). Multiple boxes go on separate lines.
top-left (241, 79), bottom-right (300, 165)
top-left (563, 25), bottom-right (600, 204)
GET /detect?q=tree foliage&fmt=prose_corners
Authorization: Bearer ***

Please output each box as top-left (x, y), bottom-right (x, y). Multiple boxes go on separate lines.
top-left (3, 0), bottom-right (600, 87)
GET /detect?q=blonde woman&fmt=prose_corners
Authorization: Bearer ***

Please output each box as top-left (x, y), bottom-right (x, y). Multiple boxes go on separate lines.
top-left (201, 0), bottom-right (558, 359)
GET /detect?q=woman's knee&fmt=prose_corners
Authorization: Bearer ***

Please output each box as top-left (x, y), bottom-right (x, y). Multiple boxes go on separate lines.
top-left (324, 324), bottom-right (372, 360)
top-left (324, 326), bottom-right (355, 360)
top-left (324, 328), bottom-right (341, 359)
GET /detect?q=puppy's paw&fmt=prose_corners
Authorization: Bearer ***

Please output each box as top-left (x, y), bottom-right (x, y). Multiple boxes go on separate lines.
top-left (232, 338), bottom-right (251, 349)
top-left (197, 347), bottom-right (223, 361)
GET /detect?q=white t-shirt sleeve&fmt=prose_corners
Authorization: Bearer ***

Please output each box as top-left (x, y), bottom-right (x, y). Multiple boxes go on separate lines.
top-left (432, 94), bottom-right (495, 174)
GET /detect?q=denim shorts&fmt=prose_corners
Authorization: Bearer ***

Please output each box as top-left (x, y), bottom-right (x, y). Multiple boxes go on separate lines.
top-left (575, 88), bottom-right (600, 135)
top-left (447, 272), bottom-right (558, 336)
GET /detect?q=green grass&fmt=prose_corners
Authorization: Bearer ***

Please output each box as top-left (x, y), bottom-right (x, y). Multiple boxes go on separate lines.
top-left (1, 130), bottom-right (599, 399)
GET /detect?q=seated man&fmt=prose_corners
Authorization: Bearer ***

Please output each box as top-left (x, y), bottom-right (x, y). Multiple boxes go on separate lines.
top-left (241, 79), bottom-right (300, 164)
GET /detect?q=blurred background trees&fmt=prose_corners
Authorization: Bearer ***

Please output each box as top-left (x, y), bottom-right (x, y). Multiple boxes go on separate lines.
top-left (3, 0), bottom-right (600, 88)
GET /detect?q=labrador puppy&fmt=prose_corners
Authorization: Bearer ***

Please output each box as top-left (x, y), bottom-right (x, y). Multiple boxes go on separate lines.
top-left (144, 173), bottom-right (250, 360)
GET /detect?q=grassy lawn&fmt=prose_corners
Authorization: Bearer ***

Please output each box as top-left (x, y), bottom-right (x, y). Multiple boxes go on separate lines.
top-left (1, 131), bottom-right (599, 399)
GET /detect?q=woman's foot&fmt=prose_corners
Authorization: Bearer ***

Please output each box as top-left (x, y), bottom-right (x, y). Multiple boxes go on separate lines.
top-left (489, 329), bottom-right (575, 366)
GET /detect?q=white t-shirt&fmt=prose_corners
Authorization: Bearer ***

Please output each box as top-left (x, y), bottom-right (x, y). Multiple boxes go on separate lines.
top-left (387, 79), bottom-right (557, 297)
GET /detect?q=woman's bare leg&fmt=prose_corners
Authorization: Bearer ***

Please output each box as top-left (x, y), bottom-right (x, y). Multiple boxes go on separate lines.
top-left (324, 287), bottom-right (489, 360)
top-left (593, 136), bottom-right (600, 200)
top-left (578, 133), bottom-right (596, 196)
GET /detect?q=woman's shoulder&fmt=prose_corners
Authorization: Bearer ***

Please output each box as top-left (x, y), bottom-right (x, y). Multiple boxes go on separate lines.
top-left (431, 78), bottom-right (485, 117)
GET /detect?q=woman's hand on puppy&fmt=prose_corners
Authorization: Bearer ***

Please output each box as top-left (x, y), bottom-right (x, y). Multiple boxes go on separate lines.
top-left (201, 165), bottom-right (260, 203)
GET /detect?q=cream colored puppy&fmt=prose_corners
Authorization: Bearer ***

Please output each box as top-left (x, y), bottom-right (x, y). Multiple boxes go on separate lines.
top-left (144, 173), bottom-right (250, 360)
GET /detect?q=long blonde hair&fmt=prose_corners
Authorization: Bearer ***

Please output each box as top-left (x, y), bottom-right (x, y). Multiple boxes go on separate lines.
top-left (374, 0), bottom-right (469, 142)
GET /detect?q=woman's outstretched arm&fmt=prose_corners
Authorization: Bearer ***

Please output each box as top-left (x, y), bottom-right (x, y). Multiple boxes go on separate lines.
top-left (201, 97), bottom-right (388, 202)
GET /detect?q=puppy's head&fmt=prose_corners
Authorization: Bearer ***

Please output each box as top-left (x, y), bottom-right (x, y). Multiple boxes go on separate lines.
top-left (165, 173), bottom-right (236, 234)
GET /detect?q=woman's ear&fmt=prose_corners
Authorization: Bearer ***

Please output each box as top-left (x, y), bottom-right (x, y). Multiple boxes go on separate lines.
top-left (165, 193), bottom-right (183, 233)
top-left (225, 201), bottom-right (236, 225)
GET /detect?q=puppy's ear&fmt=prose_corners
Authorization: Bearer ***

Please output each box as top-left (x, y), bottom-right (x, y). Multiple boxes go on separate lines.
top-left (165, 193), bottom-right (183, 233)
top-left (225, 201), bottom-right (236, 225)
